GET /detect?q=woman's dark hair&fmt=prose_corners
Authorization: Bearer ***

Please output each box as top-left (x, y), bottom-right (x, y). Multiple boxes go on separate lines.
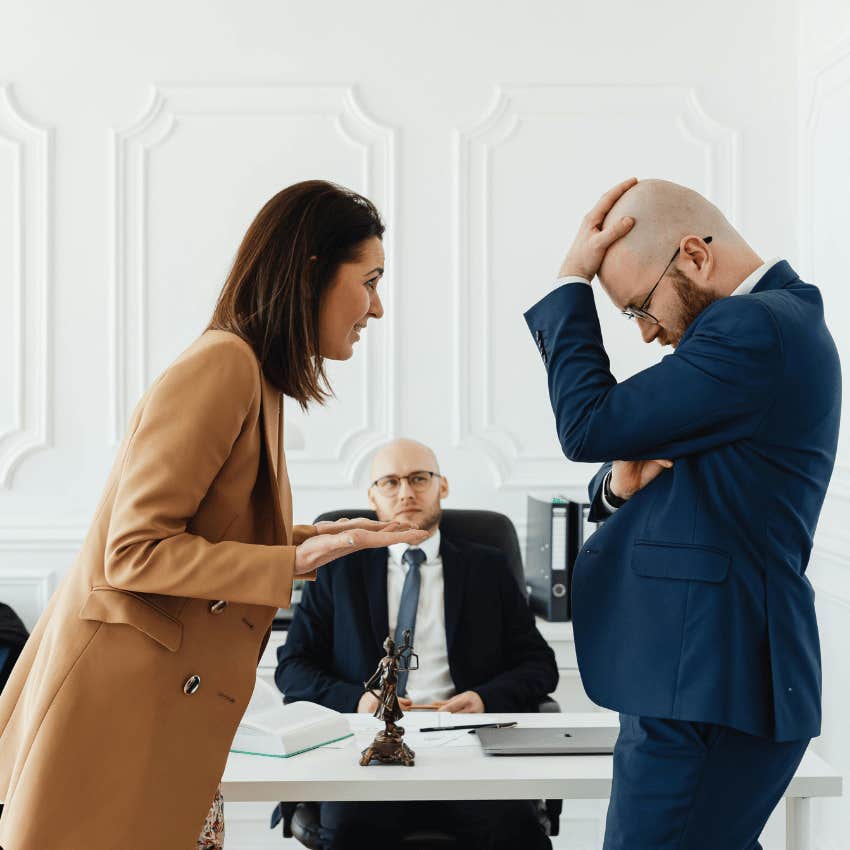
top-left (208, 180), bottom-right (384, 408)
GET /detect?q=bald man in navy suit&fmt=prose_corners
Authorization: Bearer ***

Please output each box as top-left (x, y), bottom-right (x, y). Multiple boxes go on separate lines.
top-left (525, 178), bottom-right (840, 850)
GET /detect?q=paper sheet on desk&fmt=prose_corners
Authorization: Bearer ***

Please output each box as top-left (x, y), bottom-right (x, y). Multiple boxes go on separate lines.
top-left (325, 712), bottom-right (475, 750)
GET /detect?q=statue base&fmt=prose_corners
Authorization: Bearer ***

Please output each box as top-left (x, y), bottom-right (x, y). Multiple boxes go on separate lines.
top-left (359, 725), bottom-right (415, 767)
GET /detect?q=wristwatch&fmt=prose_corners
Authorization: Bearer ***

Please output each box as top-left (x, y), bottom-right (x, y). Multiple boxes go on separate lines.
top-left (603, 470), bottom-right (628, 509)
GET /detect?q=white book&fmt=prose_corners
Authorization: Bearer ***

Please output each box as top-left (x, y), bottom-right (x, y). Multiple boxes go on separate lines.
top-left (230, 679), bottom-right (353, 758)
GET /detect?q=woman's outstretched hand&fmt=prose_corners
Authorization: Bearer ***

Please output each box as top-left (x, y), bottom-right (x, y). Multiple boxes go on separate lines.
top-left (313, 517), bottom-right (417, 535)
top-left (294, 519), bottom-right (429, 575)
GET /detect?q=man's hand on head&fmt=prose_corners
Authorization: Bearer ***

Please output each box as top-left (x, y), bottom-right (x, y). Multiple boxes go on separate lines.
top-left (558, 177), bottom-right (637, 281)
top-left (610, 458), bottom-right (673, 501)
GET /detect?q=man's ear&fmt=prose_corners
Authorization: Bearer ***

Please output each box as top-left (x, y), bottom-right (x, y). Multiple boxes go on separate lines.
top-left (680, 235), bottom-right (714, 280)
top-left (367, 488), bottom-right (378, 513)
top-left (439, 476), bottom-right (449, 499)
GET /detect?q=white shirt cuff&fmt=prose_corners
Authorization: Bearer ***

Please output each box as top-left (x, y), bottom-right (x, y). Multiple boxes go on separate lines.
top-left (599, 470), bottom-right (620, 514)
top-left (553, 275), bottom-right (591, 291)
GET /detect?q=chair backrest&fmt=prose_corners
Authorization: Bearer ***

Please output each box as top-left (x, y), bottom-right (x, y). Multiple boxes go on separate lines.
top-left (313, 508), bottom-right (527, 599)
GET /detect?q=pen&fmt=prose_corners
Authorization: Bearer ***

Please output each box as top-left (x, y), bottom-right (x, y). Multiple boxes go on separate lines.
top-left (418, 721), bottom-right (518, 733)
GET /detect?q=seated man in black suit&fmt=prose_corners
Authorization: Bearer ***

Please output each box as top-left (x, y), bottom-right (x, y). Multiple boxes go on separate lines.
top-left (276, 438), bottom-right (558, 850)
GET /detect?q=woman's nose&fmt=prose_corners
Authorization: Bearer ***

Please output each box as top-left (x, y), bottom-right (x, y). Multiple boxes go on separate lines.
top-left (370, 290), bottom-right (384, 319)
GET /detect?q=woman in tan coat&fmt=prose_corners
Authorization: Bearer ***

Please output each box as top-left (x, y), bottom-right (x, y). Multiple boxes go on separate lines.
top-left (0, 180), bottom-right (427, 850)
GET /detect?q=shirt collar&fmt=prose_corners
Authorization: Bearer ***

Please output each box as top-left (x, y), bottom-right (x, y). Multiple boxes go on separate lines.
top-left (389, 527), bottom-right (441, 567)
top-left (730, 257), bottom-right (783, 297)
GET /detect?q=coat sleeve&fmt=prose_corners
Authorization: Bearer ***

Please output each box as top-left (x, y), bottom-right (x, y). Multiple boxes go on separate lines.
top-left (587, 462), bottom-right (613, 523)
top-left (104, 337), bottom-right (297, 607)
top-left (524, 283), bottom-right (783, 463)
top-left (472, 553), bottom-right (559, 712)
top-left (275, 565), bottom-right (365, 713)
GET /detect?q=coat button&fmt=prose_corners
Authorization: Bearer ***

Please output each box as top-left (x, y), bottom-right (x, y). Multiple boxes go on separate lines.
top-left (183, 675), bottom-right (201, 695)
top-left (209, 600), bottom-right (228, 614)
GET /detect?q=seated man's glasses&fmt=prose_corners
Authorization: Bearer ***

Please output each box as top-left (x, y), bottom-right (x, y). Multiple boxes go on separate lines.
top-left (622, 236), bottom-right (713, 324)
top-left (371, 471), bottom-right (440, 494)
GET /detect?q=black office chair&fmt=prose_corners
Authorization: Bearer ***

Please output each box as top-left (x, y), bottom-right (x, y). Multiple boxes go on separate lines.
top-left (272, 508), bottom-right (562, 848)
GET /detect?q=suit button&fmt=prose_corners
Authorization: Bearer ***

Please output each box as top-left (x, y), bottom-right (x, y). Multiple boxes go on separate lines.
top-left (183, 675), bottom-right (201, 695)
top-left (209, 600), bottom-right (228, 614)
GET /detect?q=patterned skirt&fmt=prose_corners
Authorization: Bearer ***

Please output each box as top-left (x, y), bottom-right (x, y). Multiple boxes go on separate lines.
top-left (197, 784), bottom-right (224, 849)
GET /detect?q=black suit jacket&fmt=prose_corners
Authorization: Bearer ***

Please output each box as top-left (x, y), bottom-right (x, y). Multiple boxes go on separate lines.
top-left (276, 535), bottom-right (558, 713)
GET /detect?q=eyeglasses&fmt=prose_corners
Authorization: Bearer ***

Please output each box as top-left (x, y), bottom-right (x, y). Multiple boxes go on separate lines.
top-left (622, 236), bottom-right (713, 324)
top-left (370, 471), bottom-right (440, 494)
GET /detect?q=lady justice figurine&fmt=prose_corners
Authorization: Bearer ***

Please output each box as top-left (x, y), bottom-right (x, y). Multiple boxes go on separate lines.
top-left (359, 629), bottom-right (419, 767)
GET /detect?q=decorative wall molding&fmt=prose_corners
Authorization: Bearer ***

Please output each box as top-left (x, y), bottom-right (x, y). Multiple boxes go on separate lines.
top-left (109, 84), bottom-right (397, 488)
top-left (453, 86), bottom-right (739, 488)
top-left (0, 567), bottom-right (57, 608)
top-left (809, 467), bottom-right (850, 565)
top-left (0, 84), bottom-right (52, 489)
top-left (0, 523), bottom-right (87, 551)
top-left (799, 34), bottom-right (850, 278)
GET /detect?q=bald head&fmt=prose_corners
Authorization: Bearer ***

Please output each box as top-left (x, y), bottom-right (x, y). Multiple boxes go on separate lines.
top-left (599, 179), bottom-right (747, 289)
top-left (368, 439), bottom-right (447, 533)
top-left (370, 439), bottom-right (441, 482)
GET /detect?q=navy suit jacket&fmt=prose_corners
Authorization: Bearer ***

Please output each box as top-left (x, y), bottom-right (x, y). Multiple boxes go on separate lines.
top-left (525, 262), bottom-right (840, 741)
top-left (276, 535), bottom-right (558, 713)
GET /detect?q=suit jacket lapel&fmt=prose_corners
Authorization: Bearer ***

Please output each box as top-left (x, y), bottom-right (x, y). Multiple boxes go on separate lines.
top-left (441, 537), bottom-right (467, 654)
top-left (365, 547), bottom-right (390, 649)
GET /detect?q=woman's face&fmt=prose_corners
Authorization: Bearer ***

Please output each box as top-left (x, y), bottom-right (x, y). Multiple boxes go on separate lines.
top-left (318, 236), bottom-right (385, 360)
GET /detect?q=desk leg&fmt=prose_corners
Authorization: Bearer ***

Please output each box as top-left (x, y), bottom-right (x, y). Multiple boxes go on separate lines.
top-left (786, 798), bottom-right (811, 850)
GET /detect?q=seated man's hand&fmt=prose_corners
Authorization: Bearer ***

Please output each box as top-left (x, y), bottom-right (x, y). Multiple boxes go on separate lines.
top-left (440, 691), bottom-right (485, 714)
top-left (558, 177), bottom-right (637, 280)
top-left (357, 691), bottom-right (379, 713)
top-left (358, 692), bottom-right (413, 713)
top-left (610, 458), bottom-right (673, 501)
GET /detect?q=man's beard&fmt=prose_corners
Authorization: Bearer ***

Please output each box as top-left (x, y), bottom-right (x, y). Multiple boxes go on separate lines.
top-left (389, 503), bottom-right (442, 533)
top-left (662, 269), bottom-right (720, 347)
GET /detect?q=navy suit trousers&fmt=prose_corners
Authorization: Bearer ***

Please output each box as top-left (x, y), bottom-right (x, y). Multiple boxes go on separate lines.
top-left (604, 715), bottom-right (808, 850)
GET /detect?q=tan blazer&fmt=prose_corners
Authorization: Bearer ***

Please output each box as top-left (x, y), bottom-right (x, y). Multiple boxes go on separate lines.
top-left (0, 330), bottom-right (317, 850)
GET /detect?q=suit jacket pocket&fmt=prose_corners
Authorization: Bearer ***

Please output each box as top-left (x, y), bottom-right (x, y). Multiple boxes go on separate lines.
top-left (79, 586), bottom-right (183, 651)
top-left (632, 540), bottom-right (730, 583)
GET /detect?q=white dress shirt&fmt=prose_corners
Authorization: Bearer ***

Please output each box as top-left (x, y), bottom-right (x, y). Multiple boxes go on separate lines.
top-left (551, 258), bottom-right (784, 514)
top-left (387, 529), bottom-right (456, 704)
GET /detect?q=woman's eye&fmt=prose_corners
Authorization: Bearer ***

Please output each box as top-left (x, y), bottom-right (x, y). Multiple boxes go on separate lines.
top-left (365, 277), bottom-right (379, 290)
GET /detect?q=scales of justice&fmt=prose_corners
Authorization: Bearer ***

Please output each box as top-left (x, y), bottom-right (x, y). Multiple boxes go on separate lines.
top-left (359, 629), bottom-right (419, 767)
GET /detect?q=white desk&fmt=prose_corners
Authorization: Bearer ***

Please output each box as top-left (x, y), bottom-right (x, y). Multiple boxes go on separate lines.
top-left (222, 712), bottom-right (842, 850)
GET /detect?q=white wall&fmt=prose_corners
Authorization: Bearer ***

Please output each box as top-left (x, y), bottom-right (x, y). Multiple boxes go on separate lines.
top-left (2, 1), bottom-right (843, 847)
top-left (798, 1), bottom-right (850, 846)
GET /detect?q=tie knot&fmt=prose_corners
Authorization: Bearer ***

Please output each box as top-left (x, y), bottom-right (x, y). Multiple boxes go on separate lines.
top-left (403, 547), bottom-right (426, 569)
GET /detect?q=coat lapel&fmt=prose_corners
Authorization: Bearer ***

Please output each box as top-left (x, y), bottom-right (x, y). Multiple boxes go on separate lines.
top-left (259, 373), bottom-right (290, 544)
top-left (364, 548), bottom-right (390, 649)
top-left (441, 538), bottom-right (467, 654)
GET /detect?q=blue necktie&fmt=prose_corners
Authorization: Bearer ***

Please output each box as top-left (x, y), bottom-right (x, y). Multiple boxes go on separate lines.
top-left (394, 547), bottom-right (426, 697)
